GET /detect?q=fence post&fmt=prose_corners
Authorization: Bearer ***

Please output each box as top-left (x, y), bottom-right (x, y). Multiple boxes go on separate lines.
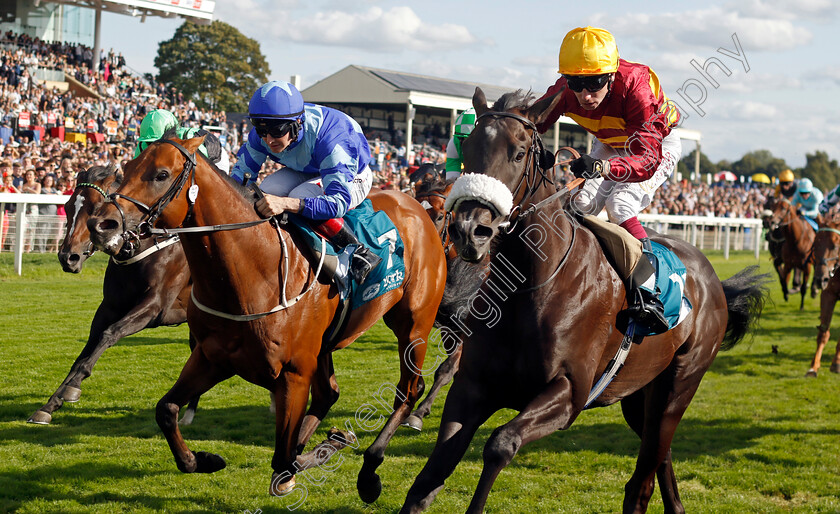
top-left (724, 225), bottom-right (731, 260)
top-left (14, 201), bottom-right (26, 275)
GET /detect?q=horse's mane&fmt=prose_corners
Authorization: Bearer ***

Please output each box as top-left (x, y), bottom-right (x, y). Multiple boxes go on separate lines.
top-left (491, 89), bottom-right (535, 113)
top-left (79, 162), bottom-right (120, 187)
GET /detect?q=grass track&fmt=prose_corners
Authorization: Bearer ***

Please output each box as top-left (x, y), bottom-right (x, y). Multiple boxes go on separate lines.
top-left (1, 251), bottom-right (839, 513)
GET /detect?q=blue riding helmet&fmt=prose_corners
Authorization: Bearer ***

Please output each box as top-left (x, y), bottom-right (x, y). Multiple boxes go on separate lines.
top-left (248, 81), bottom-right (305, 122)
top-left (799, 178), bottom-right (813, 194)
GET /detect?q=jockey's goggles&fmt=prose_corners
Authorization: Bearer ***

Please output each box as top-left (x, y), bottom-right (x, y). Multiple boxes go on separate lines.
top-left (564, 73), bottom-right (611, 93)
top-left (253, 120), bottom-right (296, 139)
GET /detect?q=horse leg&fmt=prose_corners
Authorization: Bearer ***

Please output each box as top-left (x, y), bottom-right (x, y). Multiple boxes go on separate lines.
top-left (464, 377), bottom-right (578, 514)
top-left (622, 345), bottom-right (713, 514)
top-left (400, 377), bottom-right (494, 514)
top-left (156, 345), bottom-right (233, 474)
top-left (404, 343), bottom-right (462, 431)
top-left (269, 368), bottom-right (314, 496)
top-left (831, 337), bottom-right (840, 373)
top-left (356, 306), bottom-right (435, 504)
top-left (295, 352), bottom-right (344, 455)
top-left (807, 294), bottom-right (834, 376)
top-left (178, 332), bottom-right (201, 426)
top-left (780, 264), bottom-right (791, 302)
top-left (800, 265), bottom-right (811, 310)
top-left (28, 299), bottom-right (162, 425)
top-left (621, 391), bottom-right (682, 513)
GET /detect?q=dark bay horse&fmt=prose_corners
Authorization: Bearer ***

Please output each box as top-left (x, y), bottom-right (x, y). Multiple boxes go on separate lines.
top-left (767, 197), bottom-right (815, 309)
top-left (404, 146), bottom-right (583, 432)
top-left (86, 137), bottom-right (446, 501)
top-left (401, 88), bottom-right (768, 514)
top-left (27, 164), bottom-right (200, 426)
top-left (807, 215), bottom-right (840, 376)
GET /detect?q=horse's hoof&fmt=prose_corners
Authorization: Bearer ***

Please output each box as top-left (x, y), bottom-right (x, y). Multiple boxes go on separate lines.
top-left (357, 472), bottom-right (383, 504)
top-left (178, 409), bottom-right (195, 426)
top-left (27, 410), bottom-right (52, 425)
top-left (401, 414), bottom-right (423, 432)
top-left (269, 473), bottom-right (296, 496)
top-left (60, 386), bottom-right (82, 403)
top-left (194, 451), bottom-right (226, 473)
top-left (805, 369), bottom-right (818, 378)
top-left (830, 363), bottom-right (840, 374)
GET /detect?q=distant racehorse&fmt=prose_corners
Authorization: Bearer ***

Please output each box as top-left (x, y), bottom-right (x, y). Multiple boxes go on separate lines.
top-left (767, 197), bottom-right (815, 310)
top-left (807, 215), bottom-right (840, 376)
top-left (27, 164), bottom-right (201, 426)
top-left (400, 87), bottom-right (768, 513)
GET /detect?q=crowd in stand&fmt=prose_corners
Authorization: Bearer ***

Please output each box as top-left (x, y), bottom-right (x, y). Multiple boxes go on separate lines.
top-left (0, 29), bottom-right (793, 253)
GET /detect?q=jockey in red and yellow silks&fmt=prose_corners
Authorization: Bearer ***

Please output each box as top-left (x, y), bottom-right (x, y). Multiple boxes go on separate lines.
top-left (537, 58), bottom-right (680, 183)
top-left (536, 26), bottom-right (683, 335)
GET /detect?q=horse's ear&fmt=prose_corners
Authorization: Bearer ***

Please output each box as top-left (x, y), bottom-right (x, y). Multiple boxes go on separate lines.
top-left (526, 89), bottom-right (563, 126)
top-left (473, 87), bottom-right (489, 116)
top-left (182, 135), bottom-right (206, 154)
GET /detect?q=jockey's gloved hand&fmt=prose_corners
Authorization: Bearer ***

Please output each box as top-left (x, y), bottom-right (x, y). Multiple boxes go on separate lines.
top-left (570, 155), bottom-right (610, 179)
top-left (796, 208), bottom-right (802, 216)
top-left (539, 148), bottom-right (555, 170)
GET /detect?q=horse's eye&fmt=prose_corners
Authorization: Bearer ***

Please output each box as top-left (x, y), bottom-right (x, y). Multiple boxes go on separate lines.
top-left (154, 170), bottom-right (170, 182)
top-left (515, 151), bottom-right (526, 162)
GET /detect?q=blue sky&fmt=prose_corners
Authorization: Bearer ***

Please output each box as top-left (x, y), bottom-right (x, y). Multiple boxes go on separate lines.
top-left (101, 0), bottom-right (840, 169)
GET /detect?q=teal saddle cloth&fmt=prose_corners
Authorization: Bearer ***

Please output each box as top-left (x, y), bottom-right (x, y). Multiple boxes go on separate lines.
top-left (639, 241), bottom-right (693, 336)
top-left (289, 199), bottom-right (405, 309)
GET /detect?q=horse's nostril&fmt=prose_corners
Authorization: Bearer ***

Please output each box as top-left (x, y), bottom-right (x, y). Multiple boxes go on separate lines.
top-left (97, 218), bottom-right (119, 232)
top-left (473, 224), bottom-right (493, 240)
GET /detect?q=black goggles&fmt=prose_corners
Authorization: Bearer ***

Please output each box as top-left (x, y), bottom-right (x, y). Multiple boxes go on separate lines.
top-left (564, 74), bottom-right (611, 93)
top-left (253, 120), bottom-right (296, 139)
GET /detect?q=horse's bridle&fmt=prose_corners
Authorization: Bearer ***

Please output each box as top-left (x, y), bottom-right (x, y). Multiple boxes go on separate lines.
top-left (75, 181), bottom-right (112, 258)
top-left (107, 139), bottom-right (271, 253)
top-left (474, 110), bottom-right (555, 227)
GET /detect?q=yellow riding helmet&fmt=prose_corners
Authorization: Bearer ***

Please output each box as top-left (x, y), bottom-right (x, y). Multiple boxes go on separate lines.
top-left (557, 26), bottom-right (619, 75)
top-left (779, 169), bottom-right (794, 182)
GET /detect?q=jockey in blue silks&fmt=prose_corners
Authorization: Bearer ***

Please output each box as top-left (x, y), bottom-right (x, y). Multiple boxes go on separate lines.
top-left (791, 178), bottom-right (823, 225)
top-left (231, 80), bottom-right (381, 284)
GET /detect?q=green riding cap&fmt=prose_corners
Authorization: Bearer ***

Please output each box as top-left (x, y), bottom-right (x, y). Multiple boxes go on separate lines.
top-left (134, 109), bottom-right (209, 159)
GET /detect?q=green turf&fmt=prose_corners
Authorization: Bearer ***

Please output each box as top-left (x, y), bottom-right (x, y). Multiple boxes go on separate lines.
top-left (1, 251), bottom-right (839, 513)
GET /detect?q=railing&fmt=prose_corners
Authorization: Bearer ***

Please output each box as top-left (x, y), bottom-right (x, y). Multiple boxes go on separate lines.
top-left (1, 193), bottom-right (68, 275)
top-left (638, 213), bottom-right (764, 260)
top-left (1, 193), bottom-right (766, 275)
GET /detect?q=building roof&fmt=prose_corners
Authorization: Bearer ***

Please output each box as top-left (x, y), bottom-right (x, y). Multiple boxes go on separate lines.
top-left (362, 66), bottom-right (514, 102)
top-left (303, 65), bottom-right (518, 111)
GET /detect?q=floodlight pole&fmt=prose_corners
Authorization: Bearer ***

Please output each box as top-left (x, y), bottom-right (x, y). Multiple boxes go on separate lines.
top-left (92, 1), bottom-right (102, 72)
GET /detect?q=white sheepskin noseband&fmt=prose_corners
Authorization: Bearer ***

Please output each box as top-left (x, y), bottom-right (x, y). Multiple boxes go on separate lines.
top-left (444, 173), bottom-right (514, 218)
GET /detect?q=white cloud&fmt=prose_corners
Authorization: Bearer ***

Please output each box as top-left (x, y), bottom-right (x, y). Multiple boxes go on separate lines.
top-left (269, 6), bottom-right (479, 52)
top-left (727, 0), bottom-right (840, 21)
top-left (592, 7), bottom-right (812, 52)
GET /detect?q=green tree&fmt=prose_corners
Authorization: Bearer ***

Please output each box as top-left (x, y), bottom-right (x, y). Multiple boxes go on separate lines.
top-left (801, 151), bottom-right (840, 193)
top-left (155, 20), bottom-right (270, 112)
top-left (680, 148), bottom-right (719, 176)
top-left (730, 149), bottom-right (788, 179)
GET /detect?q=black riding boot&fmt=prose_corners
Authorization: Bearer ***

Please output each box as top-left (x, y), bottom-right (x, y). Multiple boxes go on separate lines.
top-left (324, 223), bottom-right (382, 285)
top-left (617, 238), bottom-right (669, 335)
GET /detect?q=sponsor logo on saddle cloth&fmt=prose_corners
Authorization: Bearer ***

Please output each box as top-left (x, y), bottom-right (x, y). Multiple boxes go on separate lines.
top-left (288, 199), bottom-right (406, 309)
top-left (640, 241), bottom-right (692, 336)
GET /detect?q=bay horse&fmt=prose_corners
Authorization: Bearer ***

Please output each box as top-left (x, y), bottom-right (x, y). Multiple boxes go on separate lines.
top-left (806, 215), bottom-right (840, 376)
top-left (86, 136), bottom-right (446, 501)
top-left (27, 164), bottom-right (201, 426)
top-left (767, 197), bottom-right (815, 309)
top-left (400, 88), bottom-right (768, 513)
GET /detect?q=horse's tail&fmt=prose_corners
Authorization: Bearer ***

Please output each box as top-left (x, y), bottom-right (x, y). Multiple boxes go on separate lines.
top-left (720, 265), bottom-right (771, 350)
